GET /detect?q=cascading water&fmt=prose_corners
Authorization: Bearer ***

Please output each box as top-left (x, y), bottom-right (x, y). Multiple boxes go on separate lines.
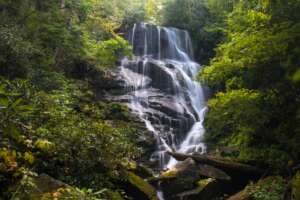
top-left (118, 23), bottom-right (207, 170)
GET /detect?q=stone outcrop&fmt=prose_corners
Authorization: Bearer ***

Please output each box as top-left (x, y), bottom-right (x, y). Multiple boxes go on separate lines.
top-left (13, 174), bottom-right (85, 200)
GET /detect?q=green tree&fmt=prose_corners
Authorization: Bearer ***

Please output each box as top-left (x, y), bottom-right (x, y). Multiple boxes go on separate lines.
top-left (200, 0), bottom-right (300, 166)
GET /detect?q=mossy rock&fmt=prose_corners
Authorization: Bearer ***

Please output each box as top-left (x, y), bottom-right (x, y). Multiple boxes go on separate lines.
top-left (12, 174), bottom-right (85, 200)
top-left (127, 171), bottom-right (158, 200)
top-left (152, 158), bottom-right (230, 198)
top-left (159, 158), bottom-right (202, 197)
top-left (160, 169), bottom-right (177, 178)
top-left (292, 171), bottom-right (300, 200)
top-left (197, 178), bottom-right (215, 191)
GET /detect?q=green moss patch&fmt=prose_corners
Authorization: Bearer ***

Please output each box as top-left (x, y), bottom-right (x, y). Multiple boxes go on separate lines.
top-left (127, 172), bottom-right (158, 200)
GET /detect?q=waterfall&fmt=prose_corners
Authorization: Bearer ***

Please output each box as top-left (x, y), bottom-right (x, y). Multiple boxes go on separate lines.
top-left (118, 22), bottom-right (207, 169)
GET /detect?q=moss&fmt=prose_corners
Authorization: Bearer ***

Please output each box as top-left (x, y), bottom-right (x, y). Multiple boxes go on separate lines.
top-left (160, 169), bottom-right (177, 178)
top-left (127, 172), bottom-right (158, 200)
top-left (196, 178), bottom-right (215, 192)
top-left (292, 171), bottom-right (300, 200)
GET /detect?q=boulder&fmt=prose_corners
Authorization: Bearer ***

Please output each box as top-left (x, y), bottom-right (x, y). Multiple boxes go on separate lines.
top-left (125, 171), bottom-right (158, 200)
top-left (158, 158), bottom-right (201, 197)
top-left (152, 158), bottom-right (230, 199)
top-left (151, 158), bottom-right (230, 198)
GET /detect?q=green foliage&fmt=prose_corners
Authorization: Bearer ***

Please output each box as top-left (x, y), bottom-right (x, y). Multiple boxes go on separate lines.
top-left (0, 0), bottom-right (138, 79)
top-left (239, 147), bottom-right (290, 170)
top-left (26, 80), bottom-right (140, 188)
top-left (10, 168), bottom-right (108, 200)
top-left (102, 102), bottom-right (131, 120)
top-left (83, 35), bottom-right (132, 69)
top-left (200, 0), bottom-right (300, 169)
top-left (0, 0), bottom-right (148, 199)
top-left (161, 0), bottom-right (224, 64)
top-left (205, 89), bottom-right (265, 144)
top-left (0, 75), bottom-right (141, 199)
top-left (0, 24), bottom-right (36, 78)
top-left (292, 171), bottom-right (300, 200)
top-left (247, 176), bottom-right (286, 200)
top-left (30, 69), bottom-right (68, 92)
top-left (0, 79), bottom-right (33, 142)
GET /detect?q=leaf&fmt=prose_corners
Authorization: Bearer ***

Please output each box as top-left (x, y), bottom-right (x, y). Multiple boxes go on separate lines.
top-left (0, 84), bottom-right (5, 93)
top-left (3, 123), bottom-right (22, 142)
top-left (94, 189), bottom-right (107, 195)
top-left (23, 152), bottom-right (35, 164)
top-left (292, 69), bottom-right (300, 82)
top-left (16, 105), bottom-right (34, 116)
top-left (9, 98), bottom-right (23, 110)
top-left (0, 98), bottom-right (9, 107)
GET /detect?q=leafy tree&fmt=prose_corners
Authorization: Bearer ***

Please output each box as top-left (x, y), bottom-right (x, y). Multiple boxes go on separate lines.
top-left (200, 0), bottom-right (300, 167)
top-left (0, 0), bottom-right (145, 199)
top-left (161, 0), bottom-right (224, 64)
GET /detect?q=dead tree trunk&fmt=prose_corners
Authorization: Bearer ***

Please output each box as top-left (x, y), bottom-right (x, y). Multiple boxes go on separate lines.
top-left (167, 151), bottom-right (264, 175)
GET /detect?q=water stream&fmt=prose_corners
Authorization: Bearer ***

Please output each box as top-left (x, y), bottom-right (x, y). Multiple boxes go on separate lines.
top-left (119, 22), bottom-right (207, 168)
top-left (117, 23), bottom-right (207, 199)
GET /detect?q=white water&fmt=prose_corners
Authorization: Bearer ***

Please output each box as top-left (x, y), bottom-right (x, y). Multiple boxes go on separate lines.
top-left (119, 23), bottom-right (207, 170)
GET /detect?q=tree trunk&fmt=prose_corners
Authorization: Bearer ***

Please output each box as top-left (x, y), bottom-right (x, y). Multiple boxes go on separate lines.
top-left (167, 151), bottom-right (264, 175)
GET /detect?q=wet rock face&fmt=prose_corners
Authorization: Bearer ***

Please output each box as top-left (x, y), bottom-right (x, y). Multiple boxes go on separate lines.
top-left (113, 59), bottom-right (200, 158)
top-left (130, 23), bottom-right (159, 58)
top-left (113, 22), bottom-right (207, 169)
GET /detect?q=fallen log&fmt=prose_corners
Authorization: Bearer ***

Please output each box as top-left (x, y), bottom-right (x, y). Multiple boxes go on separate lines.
top-left (167, 151), bottom-right (264, 176)
top-left (148, 158), bottom-right (231, 184)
